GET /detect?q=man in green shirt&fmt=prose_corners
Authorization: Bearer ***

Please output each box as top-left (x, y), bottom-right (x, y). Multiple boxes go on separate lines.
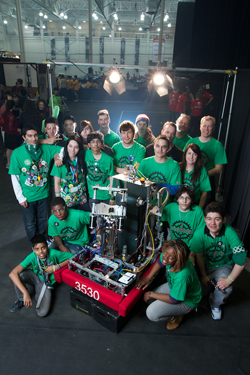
top-left (48, 197), bottom-right (91, 254)
top-left (9, 125), bottom-right (62, 243)
top-left (173, 114), bottom-right (192, 151)
top-left (139, 135), bottom-right (181, 186)
top-left (85, 132), bottom-right (114, 202)
top-left (97, 109), bottom-right (120, 147)
top-left (9, 234), bottom-right (73, 316)
top-left (112, 121), bottom-right (145, 174)
top-left (190, 202), bottom-right (246, 321)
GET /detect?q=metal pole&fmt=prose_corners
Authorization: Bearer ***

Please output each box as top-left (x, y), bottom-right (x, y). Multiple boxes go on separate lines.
top-left (47, 63), bottom-right (54, 114)
top-left (158, 0), bottom-right (165, 63)
top-left (217, 68), bottom-right (237, 188)
top-left (217, 74), bottom-right (231, 140)
top-left (15, 0), bottom-right (26, 62)
top-left (88, 0), bottom-right (93, 63)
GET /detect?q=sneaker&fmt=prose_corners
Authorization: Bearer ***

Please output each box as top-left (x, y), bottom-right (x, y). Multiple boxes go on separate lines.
top-left (10, 300), bottom-right (24, 313)
top-left (211, 306), bottom-right (222, 320)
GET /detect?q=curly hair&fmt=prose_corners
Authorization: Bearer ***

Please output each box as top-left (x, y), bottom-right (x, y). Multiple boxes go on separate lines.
top-left (162, 239), bottom-right (190, 273)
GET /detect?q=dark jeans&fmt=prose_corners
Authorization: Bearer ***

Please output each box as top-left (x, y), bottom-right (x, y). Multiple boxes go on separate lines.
top-left (21, 197), bottom-right (49, 244)
top-left (49, 240), bottom-right (83, 255)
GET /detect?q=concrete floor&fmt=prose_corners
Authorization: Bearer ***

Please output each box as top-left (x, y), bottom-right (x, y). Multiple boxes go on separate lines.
top-left (1, 101), bottom-right (250, 375)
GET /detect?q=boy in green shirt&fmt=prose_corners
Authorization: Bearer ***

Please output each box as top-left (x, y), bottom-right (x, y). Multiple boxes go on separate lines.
top-left (9, 125), bottom-right (62, 243)
top-left (9, 234), bottom-right (73, 316)
top-left (190, 202), bottom-right (246, 321)
top-left (112, 120), bottom-right (145, 174)
top-left (173, 114), bottom-right (192, 151)
top-left (97, 109), bottom-right (120, 148)
top-left (48, 197), bottom-right (91, 253)
top-left (86, 132), bottom-right (114, 203)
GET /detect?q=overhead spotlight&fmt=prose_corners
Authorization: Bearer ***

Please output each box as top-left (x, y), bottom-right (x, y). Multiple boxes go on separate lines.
top-left (62, 25), bottom-right (66, 29)
top-left (83, 20), bottom-right (86, 23)
top-left (109, 34), bottom-right (112, 37)
top-left (102, 27), bottom-right (106, 30)
top-left (168, 23), bottom-right (171, 27)
top-left (78, 26), bottom-right (82, 29)
top-left (49, 20), bottom-right (52, 22)
top-left (3, 19), bottom-right (8, 24)
top-left (39, 11), bottom-right (43, 17)
top-left (100, 21), bottom-right (103, 24)
top-left (64, 15), bottom-right (68, 19)
top-left (153, 72), bottom-right (165, 85)
top-left (42, 25), bottom-right (46, 29)
top-left (60, 12), bottom-right (64, 17)
top-left (25, 25), bottom-right (28, 29)
top-left (44, 14), bottom-right (48, 19)
top-left (140, 13), bottom-right (145, 20)
top-left (148, 67), bottom-right (173, 97)
top-left (113, 13), bottom-right (118, 20)
top-left (104, 66), bottom-right (126, 96)
top-left (139, 27), bottom-right (142, 31)
top-left (164, 14), bottom-right (169, 21)
top-left (118, 27), bottom-right (122, 31)
top-left (157, 28), bottom-right (160, 32)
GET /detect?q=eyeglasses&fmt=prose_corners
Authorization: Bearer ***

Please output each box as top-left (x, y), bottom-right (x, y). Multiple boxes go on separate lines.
top-left (46, 127), bottom-right (57, 130)
top-left (90, 140), bottom-right (102, 145)
top-left (52, 207), bottom-right (65, 213)
top-left (178, 196), bottom-right (191, 201)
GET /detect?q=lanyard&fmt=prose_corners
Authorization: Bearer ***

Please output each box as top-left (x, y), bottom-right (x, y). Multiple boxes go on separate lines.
top-left (36, 255), bottom-right (50, 284)
top-left (70, 156), bottom-right (78, 183)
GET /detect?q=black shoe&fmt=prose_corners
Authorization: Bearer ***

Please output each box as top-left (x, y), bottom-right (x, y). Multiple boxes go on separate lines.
top-left (9, 300), bottom-right (24, 313)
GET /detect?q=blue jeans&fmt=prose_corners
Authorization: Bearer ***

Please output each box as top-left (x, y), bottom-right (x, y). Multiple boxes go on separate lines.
top-left (21, 197), bottom-right (49, 244)
top-left (49, 240), bottom-right (83, 255)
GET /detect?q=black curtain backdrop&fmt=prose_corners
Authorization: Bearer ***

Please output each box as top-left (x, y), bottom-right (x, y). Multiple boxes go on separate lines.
top-left (174, 0), bottom-right (250, 69)
top-left (223, 70), bottom-right (250, 247)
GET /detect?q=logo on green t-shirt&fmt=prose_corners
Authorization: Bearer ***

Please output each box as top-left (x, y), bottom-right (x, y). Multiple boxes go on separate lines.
top-left (201, 151), bottom-right (209, 167)
top-left (24, 159), bottom-right (32, 166)
top-left (87, 165), bottom-right (105, 183)
top-left (60, 226), bottom-right (78, 240)
top-left (205, 242), bottom-right (225, 265)
top-left (183, 176), bottom-right (193, 189)
top-left (171, 221), bottom-right (192, 241)
top-left (118, 156), bottom-right (130, 168)
top-left (148, 171), bottom-right (165, 182)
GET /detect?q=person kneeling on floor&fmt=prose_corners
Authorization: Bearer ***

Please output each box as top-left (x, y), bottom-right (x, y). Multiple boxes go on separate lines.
top-left (136, 239), bottom-right (202, 330)
top-left (9, 234), bottom-right (73, 316)
top-left (190, 202), bottom-right (247, 321)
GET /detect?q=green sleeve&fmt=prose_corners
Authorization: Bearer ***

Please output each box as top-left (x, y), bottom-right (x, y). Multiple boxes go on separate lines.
top-left (51, 163), bottom-right (63, 178)
top-left (214, 142), bottom-right (227, 165)
top-left (190, 227), bottom-right (205, 253)
top-left (20, 253), bottom-right (35, 269)
top-left (161, 204), bottom-right (171, 222)
top-left (48, 216), bottom-right (59, 237)
top-left (170, 162), bottom-right (182, 185)
top-left (199, 167), bottom-right (211, 192)
top-left (226, 226), bottom-right (246, 266)
top-left (48, 97), bottom-right (52, 107)
top-left (136, 145), bottom-right (146, 164)
top-left (8, 151), bottom-right (21, 175)
top-left (79, 211), bottom-right (91, 225)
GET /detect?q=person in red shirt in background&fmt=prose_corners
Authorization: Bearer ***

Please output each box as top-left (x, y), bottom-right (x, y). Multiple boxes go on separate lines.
top-left (175, 89), bottom-right (187, 118)
top-left (168, 86), bottom-right (179, 122)
top-left (184, 86), bottom-right (194, 116)
top-left (199, 84), bottom-right (213, 116)
top-left (191, 92), bottom-right (204, 136)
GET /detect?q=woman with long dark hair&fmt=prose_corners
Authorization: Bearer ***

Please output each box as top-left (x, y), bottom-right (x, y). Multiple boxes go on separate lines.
top-left (36, 99), bottom-right (49, 121)
top-left (180, 143), bottom-right (211, 208)
top-left (3, 100), bottom-right (21, 168)
top-left (78, 119), bottom-right (113, 156)
top-left (51, 135), bottom-right (89, 211)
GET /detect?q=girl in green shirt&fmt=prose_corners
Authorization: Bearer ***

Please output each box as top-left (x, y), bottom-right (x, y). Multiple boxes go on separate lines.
top-left (136, 239), bottom-right (201, 330)
top-left (180, 143), bottom-right (211, 208)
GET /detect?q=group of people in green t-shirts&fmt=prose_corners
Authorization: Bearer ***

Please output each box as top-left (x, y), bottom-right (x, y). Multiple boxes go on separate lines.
top-left (7, 109), bottom-right (246, 330)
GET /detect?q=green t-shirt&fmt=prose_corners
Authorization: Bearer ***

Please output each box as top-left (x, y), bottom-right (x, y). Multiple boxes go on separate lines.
top-left (183, 166), bottom-right (211, 203)
top-left (20, 249), bottom-right (73, 285)
top-left (190, 223), bottom-right (246, 270)
top-left (173, 134), bottom-right (192, 151)
top-left (160, 256), bottom-right (202, 308)
top-left (48, 95), bottom-right (62, 111)
top-left (48, 209), bottom-right (91, 246)
top-left (9, 143), bottom-right (61, 202)
top-left (85, 149), bottom-right (114, 200)
top-left (102, 129), bottom-right (120, 148)
top-left (161, 202), bottom-right (204, 246)
top-left (112, 141), bottom-right (145, 168)
top-left (139, 156), bottom-right (181, 185)
top-left (51, 163), bottom-right (87, 207)
top-left (184, 137), bottom-right (227, 171)
top-left (134, 136), bottom-right (147, 147)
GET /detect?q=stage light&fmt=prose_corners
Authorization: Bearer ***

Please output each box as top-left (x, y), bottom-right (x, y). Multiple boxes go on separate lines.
top-left (3, 20), bottom-right (8, 24)
top-left (118, 27), bottom-right (122, 31)
top-left (39, 11), bottom-right (43, 17)
top-left (157, 28), bottom-right (160, 32)
top-left (139, 27), bottom-right (142, 31)
top-left (78, 26), bottom-right (82, 29)
top-left (109, 70), bottom-right (121, 84)
top-left (62, 25), bottom-right (66, 29)
top-left (153, 73), bottom-right (165, 85)
top-left (25, 25), bottom-right (28, 29)
top-left (42, 25), bottom-right (46, 29)
top-left (60, 12), bottom-right (64, 17)
top-left (64, 15), bottom-right (68, 19)
top-left (168, 23), bottom-right (171, 27)
top-left (102, 27), bottom-right (106, 30)
top-left (44, 14), bottom-right (48, 19)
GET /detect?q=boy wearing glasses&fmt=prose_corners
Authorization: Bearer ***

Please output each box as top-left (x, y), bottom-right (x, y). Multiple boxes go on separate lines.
top-left (48, 197), bottom-right (91, 254)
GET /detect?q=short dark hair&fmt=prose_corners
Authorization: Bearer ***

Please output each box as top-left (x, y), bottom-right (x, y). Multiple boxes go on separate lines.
top-left (53, 87), bottom-right (59, 91)
top-left (17, 78), bottom-right (23, 85)
top-left (63, 114), bottom-right (75, 123)
top-left (21, 125), bottom-right (38, 137)
top-left (87, 131), bottom-right (104, 144)
top-left (154, 135), bottom-right (169, 148)
top-left (31, 235), bottom-right (48, 248)
top-left (175, 185), bottom-right (195, 206)
top-left (119, 121), bottom-right (135, 137)
top-left (163, 121), bottom-right (177, 132)
top-left (204, 202), bottom-right (225, 218)
top-left (97, 109), bottom-right (109, 118)
top-left (51, 196), bottom-right (65, 208)
top-left (45, 116), bottom-right (59, 126)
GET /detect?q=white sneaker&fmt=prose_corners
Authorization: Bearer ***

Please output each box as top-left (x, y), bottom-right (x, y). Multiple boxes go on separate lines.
top-left (211, 306), bottom-right (222, 320)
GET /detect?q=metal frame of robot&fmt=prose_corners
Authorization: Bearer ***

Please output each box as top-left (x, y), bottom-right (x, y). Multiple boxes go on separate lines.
top-left (54, 171), bottom-right (170, 317)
